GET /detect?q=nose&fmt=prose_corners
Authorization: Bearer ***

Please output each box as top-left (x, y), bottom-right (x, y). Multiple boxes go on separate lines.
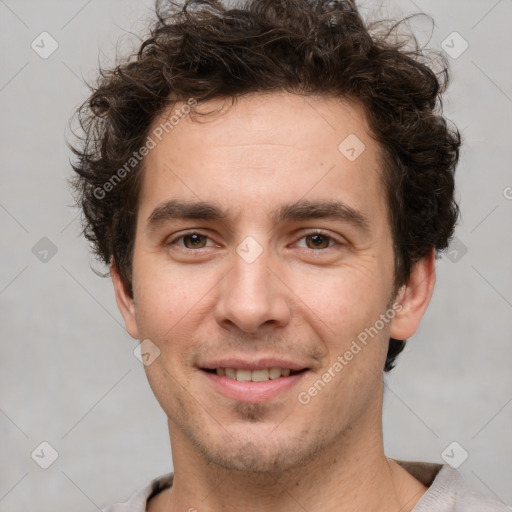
top-left (213, 245), bottom-right (291, 335)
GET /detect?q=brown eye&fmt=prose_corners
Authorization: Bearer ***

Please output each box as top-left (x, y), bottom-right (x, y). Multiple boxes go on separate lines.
top-left (304, 233), bottom-right (331, 250)
top-left (182, 233), bottom-right (208, 249)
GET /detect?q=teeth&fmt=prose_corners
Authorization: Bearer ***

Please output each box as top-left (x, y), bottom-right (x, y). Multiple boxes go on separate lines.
top-left (252, 369), bottom-right (269, 381)
top-left (216, 367), bottom-right (296, 381)
top-left (236, 369), bottom-right (252, 382)
top-left (269, 367), bottom-right (282, 379)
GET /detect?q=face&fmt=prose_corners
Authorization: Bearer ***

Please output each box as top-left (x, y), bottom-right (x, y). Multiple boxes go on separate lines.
top-left (113, 92), bottom-right (428, 473)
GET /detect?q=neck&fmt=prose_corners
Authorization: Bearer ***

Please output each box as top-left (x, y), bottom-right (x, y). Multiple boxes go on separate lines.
top-left (149, 410), bottom-right (427, 512)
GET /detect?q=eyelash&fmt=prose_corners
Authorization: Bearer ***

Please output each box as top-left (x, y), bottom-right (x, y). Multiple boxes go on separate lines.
top-left (166, 230), bottom-right (341, 252)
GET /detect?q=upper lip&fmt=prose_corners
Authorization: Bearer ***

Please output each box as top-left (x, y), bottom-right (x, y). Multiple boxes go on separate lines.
top-left (200, 358), bottom-right (309, 372)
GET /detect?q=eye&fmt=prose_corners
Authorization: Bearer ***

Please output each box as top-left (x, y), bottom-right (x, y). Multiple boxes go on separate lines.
top-left (296, 232), bottom-right (339, 250)
top-left (168, 232), bottom-right (216, 250)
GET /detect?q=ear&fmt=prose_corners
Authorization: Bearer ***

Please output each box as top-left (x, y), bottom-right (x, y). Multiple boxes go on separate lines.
top-left (110, 259), bottom-right (140, 340)
top-left (389, 249), bottom-right (436, 340)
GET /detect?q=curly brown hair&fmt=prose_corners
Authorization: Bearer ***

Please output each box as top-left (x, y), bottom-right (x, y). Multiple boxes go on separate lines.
top-left (69, 0), bottom-right (461, 371)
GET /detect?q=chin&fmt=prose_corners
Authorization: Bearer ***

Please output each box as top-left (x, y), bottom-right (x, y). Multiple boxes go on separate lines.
top-left (203, 442), bottom-right (304, 473)
top-left (188, 423), bottom-right (327, 474)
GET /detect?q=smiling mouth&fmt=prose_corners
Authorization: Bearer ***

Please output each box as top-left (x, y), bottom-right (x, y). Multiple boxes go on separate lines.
top-left (202, 367), bottom-right (307, 382)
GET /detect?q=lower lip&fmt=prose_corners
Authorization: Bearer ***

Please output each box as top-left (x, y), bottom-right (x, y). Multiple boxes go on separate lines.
top-left (201, 370), bottom-right (307, 403)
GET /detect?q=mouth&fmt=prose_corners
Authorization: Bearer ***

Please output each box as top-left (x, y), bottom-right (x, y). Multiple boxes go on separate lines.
top-left (199, 362), bottom-right (310, 403)
top-left (202, 367), bottom-right (307, 381)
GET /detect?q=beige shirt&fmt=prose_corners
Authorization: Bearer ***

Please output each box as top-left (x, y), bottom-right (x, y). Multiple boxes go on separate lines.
top-left (102, 461), bottom-right (511, 511)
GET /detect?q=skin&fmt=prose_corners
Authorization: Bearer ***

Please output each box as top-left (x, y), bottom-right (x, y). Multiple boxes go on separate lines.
top-left (112, 91), bottom-right (436, 512)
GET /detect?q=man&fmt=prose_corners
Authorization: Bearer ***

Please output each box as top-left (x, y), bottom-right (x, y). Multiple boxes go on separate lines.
top-left (70, 0), bottom-right (509, 510)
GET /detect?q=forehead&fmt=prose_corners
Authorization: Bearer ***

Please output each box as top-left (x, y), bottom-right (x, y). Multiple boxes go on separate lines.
top-left (139, 92), bottom-right (386, 226)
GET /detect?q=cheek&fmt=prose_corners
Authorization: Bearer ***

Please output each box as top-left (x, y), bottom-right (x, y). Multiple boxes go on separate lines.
top-left (132, 254), bottom-right (223, 358)
top-left (291, 259), bottom-right (392, 338)
top-left (132, 260), bottom-right (193, 340)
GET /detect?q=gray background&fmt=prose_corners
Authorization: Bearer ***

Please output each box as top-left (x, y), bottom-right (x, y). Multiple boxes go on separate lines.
top-left (1, 0), bottom-right (511, 510)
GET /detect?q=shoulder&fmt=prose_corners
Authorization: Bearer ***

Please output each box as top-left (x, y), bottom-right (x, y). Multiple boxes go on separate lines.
top-left (397, 461), bottom-right (512, 512)
top-left (102, 473), bottom-right (174, 512)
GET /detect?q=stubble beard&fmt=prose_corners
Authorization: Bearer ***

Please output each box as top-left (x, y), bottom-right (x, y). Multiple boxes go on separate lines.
top-left (171, 395), bottom-right (339, 475)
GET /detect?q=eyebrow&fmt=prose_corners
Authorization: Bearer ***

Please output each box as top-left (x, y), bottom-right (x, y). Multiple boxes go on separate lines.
top-left (146, 199), bottom-right (370, 233)
top-left (147, 200), bottom-right (228, 229)
top-left (272, 200), bottom-right (370, 232)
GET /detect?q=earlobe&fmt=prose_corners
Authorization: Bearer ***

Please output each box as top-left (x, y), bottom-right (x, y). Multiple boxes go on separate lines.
top-left (110, 259), bottom-right (140, 340)
top-left (389, 250), bottom-right (436, 341)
